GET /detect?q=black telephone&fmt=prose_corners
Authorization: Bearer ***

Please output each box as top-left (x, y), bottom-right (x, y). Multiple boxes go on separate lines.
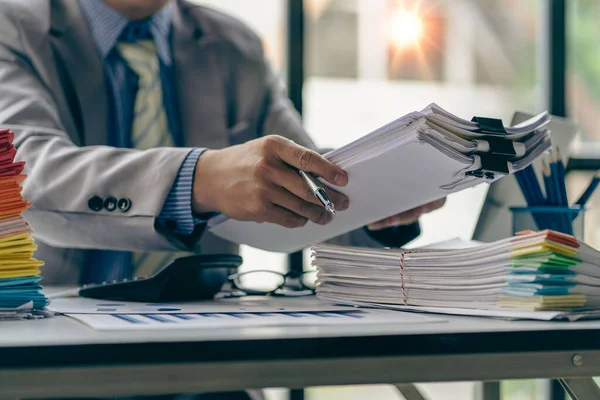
top-left (78, 254), bottom-right (243, 302)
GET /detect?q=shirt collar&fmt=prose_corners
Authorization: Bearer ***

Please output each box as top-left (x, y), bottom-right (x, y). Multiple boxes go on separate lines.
top-left (79, 0), bottom-right (173, 65)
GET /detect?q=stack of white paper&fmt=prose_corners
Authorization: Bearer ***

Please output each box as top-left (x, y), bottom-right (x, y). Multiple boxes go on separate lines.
top-left (312, 230), bottom-right (600, 317)
top-left (209, 103), bottom-right (552, 253)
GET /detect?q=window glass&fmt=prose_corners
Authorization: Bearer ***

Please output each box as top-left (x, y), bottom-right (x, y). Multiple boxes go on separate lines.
top-left (304, 0), bottom-right (542, 247)
top-left (567, 0), bottom-right (600, 247)
top-left (568, 0), bottom-right (600, 142)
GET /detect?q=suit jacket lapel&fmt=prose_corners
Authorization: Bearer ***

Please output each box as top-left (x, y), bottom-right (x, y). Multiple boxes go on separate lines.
top-left (172, 2), bottom-right (229, 150)
top-left (49, 0), bottom-right (107, 146)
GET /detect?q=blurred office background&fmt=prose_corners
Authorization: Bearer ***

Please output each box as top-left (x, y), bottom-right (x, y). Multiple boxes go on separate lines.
top-left (193, 1), bottom-right (600, 399)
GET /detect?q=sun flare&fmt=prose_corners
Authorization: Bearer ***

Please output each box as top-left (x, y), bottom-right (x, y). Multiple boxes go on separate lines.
top-left (389, 9), bottom-right (424, 50)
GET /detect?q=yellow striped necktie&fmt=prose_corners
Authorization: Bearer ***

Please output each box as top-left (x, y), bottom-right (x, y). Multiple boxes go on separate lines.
top-left (117, 39), bottom-right (182, 277)
top-left (117, 39), bottom-right (174, 150)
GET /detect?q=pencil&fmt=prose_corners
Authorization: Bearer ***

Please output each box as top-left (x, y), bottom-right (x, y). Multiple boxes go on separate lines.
top-left (575, 170), bottom-right (600, 206)
top-left (542, 160), bottom-right (557, 231)
top-left (515, 166), bottom-right (546, 231)
top-left (515, 169), bottom-right (534, 205)
top-left (556, 148), bottom-right (569, 206)
top-left (523, 164), bottom-right (544, 205)
top-left (549, 153), bottom-right (563, 204)
top-left (556, 149), bottom-right (575, 234)
top-left (550, 151), bottom-right (572, 234)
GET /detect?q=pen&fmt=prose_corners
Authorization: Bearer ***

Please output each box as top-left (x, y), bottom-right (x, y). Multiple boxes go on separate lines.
top-left (298, 170), bottom-right (336, 214)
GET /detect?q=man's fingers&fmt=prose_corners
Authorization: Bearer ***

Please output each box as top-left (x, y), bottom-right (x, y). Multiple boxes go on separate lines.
top-left (368, 212), bottom-right (417, 230)
top-left (367, 198), bottom-right (447, 230)
top-left (322, 186), bottom-right (350, 211)
top-left (269, 185), bottom-right (333, 225)
top-left (269, 136), bottom-right (348, 187)
top-left (269, 166), bottom-right (350, 211)
top-left (425, 197), bottom-right (446, 212)
top-left (263, 204), bottom-right (309, 229)
top-left (368, 218), bottom-right (395, 231)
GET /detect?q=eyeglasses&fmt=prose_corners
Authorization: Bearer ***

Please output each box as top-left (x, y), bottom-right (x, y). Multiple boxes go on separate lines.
top-left (219, 269), bottom-right (318, 297)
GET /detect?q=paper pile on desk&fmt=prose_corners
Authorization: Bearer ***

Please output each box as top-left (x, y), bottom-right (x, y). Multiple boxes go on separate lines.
top-left (0, 129), bottom-right (47, 320)
top-left (312, 230), bottom-right (600, 320)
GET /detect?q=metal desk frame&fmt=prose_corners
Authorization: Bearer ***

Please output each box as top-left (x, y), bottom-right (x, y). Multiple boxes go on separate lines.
top-left (3, 312), bottom-right (600, 399)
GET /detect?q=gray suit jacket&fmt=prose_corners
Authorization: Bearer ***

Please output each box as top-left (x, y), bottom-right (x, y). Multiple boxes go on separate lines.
top-left (0, 0), bottom-right (418, 284)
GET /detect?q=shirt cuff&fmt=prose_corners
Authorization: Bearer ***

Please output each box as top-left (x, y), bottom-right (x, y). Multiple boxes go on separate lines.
top-left (364, 221), bottom-right (421, 248)
top-left (158, 148), bottom-right (206, 235)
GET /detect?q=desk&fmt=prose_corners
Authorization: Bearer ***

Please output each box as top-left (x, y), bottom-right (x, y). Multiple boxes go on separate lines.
top-left (2, 301), bottom-right (600, 399)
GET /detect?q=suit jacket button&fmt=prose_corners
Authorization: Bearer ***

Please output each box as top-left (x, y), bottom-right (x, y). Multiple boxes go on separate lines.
top-left (118, 198), bottom-right (132, 212)
top-left (88, 196), bottom-right (103, 212)
top-left (104, 196), bottom-right (117, 212)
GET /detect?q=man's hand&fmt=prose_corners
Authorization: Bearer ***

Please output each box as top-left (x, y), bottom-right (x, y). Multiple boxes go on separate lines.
top-left (192, 135), bottom-right (350, 228)
top-left (367, 198), bottom-right (446, 231)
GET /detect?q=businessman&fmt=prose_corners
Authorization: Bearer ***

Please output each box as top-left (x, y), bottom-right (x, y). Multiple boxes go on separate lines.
top-left (0, 0), bottom-right (445, 285)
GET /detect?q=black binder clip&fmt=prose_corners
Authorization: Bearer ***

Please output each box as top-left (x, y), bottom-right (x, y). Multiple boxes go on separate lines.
top-left (467, 116), bottom-right (516, 180)
top-left (486, 137), bottom-right (517, 157)
top-left (471, 116), bottom-right (518, 155)
top-left (465, 154), bottom-right (511, 180)
top-left (471, 116), bottom-right (507, 135)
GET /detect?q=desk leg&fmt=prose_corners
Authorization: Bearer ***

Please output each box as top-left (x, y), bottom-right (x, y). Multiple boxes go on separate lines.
top-left (290, 388), bottom-right (304, 400)
top-left (394, 383), bottom-right (427, 400)
top-left (549, 379), bottom-right (566, 400)
top-left (559, 378), bottom-right (600, 400)
top-left (474, 382), bottom-right (501, 400)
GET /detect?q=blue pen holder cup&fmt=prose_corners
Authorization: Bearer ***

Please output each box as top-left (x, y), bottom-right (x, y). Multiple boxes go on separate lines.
top-left (509, 206), bottom-right (586, 240)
